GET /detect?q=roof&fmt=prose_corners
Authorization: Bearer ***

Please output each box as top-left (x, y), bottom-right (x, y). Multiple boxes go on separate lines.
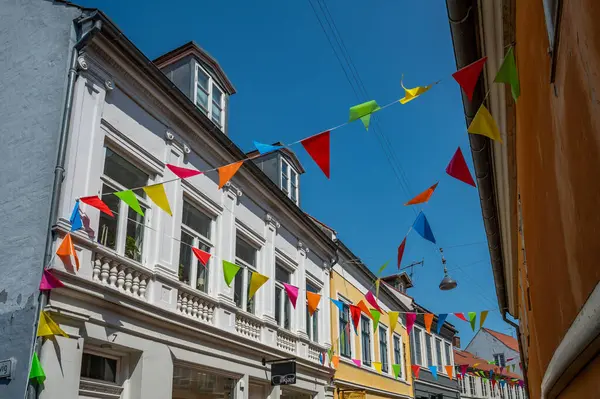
top-left (482, 328), bottom-right (520, 352)
top-left (454, 349), bottom-right (521, 380)
top-left (246, 143), bottom-right (305, 174)
top-left (381, 272), bottom-right (414, 289)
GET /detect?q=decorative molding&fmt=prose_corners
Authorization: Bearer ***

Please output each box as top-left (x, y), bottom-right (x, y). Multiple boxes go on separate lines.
top-left (77, 55), bottom-right (89, 70)
top-left (298, 240), bottom-right (310, 254)
top-left (104, 79), bottom-right (114, 91)
top-left (165, 130), bottom-right (175, 141)
top-left (79, 378), bottom-right (123, 399)
top-left (223, 181), bottom-right (243, 198)
top-left (265, 213), bottom-right (281, 229)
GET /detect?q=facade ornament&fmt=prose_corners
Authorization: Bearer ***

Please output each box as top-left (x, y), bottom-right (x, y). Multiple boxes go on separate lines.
top-left (104, 80), bottom-right (114, 91)
top-left (165, 130), bottom-right (175, 141)
top-left (223, 181), bottom-right (243, 197)
top-left (77, 55), bottom-right (88, 71)
top-left (183, 144), bottom-right (191, 154)
top-left (265, 213), bottom-right (281, 229)
top-left (298, 241), bottom-right (310, 253)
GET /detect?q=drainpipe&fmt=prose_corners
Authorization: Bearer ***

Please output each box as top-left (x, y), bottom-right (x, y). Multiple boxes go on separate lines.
top-left (27, 14), bottom-right (102, 399)
top-left (502, 311), bottom-right (531, 397)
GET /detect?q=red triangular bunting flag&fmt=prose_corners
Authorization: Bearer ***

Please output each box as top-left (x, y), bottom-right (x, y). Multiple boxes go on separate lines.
top-left (301, 131), bottom-right (330, 178)
top-left (80, 196), bottom-right (114, 217)
top-left (167, 164), bottom-right (203, 179)
top-left (411, 364), bottom-right (421, 379)
top-left (397, 236), bottom-right (407, 269)
top-left (192, 247), bottom-right (211, 267)
top-left (452, 57), bottom-right (487, 101)
top-left (455, 312), bottom-right (468, 321)
top-left (446, 147), bottom-right (476, 187)
top-left (349, 305), bottom-right (361, 331)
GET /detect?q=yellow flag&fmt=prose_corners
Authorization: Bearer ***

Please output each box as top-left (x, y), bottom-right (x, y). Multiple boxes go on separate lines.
top-left (373, 362), bottom-right (382, 373)
top-left (37, 311), bottom-right (68, 338)
top-left (248, 272), bottom-right (269, 300)
top-left (143, 184), bottom-right (172, 216)
top-left (389, 311), bottom-right (399, 333)
top-left (468, 104), bottom-right (503, 143)
top-left (375, 279), bottom-right (381, 298)
top-left (399, 77), bottom-right (436, 104)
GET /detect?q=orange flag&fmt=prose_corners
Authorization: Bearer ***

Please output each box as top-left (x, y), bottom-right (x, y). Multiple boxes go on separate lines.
top-left (218, 161), bottom-right (243, 189)
top-left (332, 355), bottom-right (340, 368)
top-left (405, 182), bottom-right (439, 205)
top-left (357, 300), bottom-right (372, 319)
top-left (445, 365), bottom-right (454, 379)
top-left (307, 292), bottom-right (322, 316)
top-left (424, 313), bottom-right (434, 333)
top-left (56, 233), bottom-right (80, 270)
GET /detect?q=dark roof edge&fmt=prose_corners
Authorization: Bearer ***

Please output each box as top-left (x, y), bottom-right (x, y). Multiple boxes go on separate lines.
top-left (445, 0), bottom-right (508, 314)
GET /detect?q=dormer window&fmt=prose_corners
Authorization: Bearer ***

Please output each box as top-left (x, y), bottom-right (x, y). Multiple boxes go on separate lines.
top-left (195, 65), bottom-right (225, 128)
top-left (281, 158), bottom-right (299, 204)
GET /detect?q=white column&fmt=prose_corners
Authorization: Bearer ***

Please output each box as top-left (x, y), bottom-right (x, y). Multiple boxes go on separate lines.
top-left (215, 183), bottom-right (241, 303)
top-left (268, 384), bottom-right (281, 399)
top-left (39, 335), bottom-right (84, 399)
top-left (322, 267), bottom-right (332, 347)
top-left (295, 241), bottom-right (308, 338)
top-left (235, 374), bottom-right (250, 399)
top-left (128, 343), bottom-right (173, 399)
top-left (261, 214), bottom-right (279, 323)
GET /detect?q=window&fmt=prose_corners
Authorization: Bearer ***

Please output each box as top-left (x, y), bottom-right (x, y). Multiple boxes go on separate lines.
top-left (195, 65), bottom-right (226, 128)
top-left (410, 327), bottom-right (422, 365)
top-left (444, 342), bottom-right (451, 370)
top-left (481, 378), bottom-right (488, 396)
top-left (80, 353), bottom-right (118, 383)
top-left (435, 338), bottom-right (442, 369)
top-left (379, 326), bottom-right (389, 373)
top-left (179, 201), bottom-right (213, 292)
top-left (425, 334), bottom-right (433, 366)
top-left (234, 236), bottom-right (258, 313)
top-left (508, 386), bottom-right (514, 399)
top-left (393, 335), bottom-right (403, 378)
top-left (494, 353), bottom-right (506, 367)
top-left (339, 300), bottom-right (351, 358)
top-left (459, 377), bottom-right (466, 394)
top-left (306, 282), bottom-right (320, 342)
top-left (98, 148), bottom-right (149, 263)
top-left (468, 375), bottom-right (475, 395)
top-left (274, 264), bottom-right (291, 329)
top-left (360, 316), bottom-right (372, 366)
top-left (280, 158), bottom-right (299, 205)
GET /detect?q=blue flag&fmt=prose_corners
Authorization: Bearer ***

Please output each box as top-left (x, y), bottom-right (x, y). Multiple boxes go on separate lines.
top-left (330, 298), bottom-right (344, 313)
top-left (436, 313), bottom-right (448, 334)
top-left (70, 201), bottom-right (83, 232)
top-left (500, 380), bottom-right (506, 387)
top-left (253, 141), bottom-right (283, 155)
top-left (413, 211), bottom-right (436, 243)
top-left (429, 366), bottom-right (438, 380)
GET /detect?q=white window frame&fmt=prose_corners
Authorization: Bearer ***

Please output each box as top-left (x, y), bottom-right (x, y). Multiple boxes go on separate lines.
top-left (494, 353), bottom-right (506, 367)
top-left (392, 332), bottom-right (406, 380)
top-left (411, 326), bottom-right (423, 366)
top-left (234, 234), bottom-right (259, 314)
top-left (359, 315), bottom-right (372, 367)
top-left (305, 279), bottom-right (321, 343)
top-left (337, 294), bottom-right (355, 359)
top-left (378, 324), bottom-right (390, 374)
top-left (194, 64), bottom-right (226, 129)
top-left (435, 337), bottom-right (443, 370)
top-left (425, 333), bottom-right (434, 367)
top-left (80, 348), bottom-right (123, 385)
top-left (99, 146), bottom-right (151, 264)
top-left (280, 158), bottom-right (299, 205)
top-left (274, 262), bottom-right (293, 330)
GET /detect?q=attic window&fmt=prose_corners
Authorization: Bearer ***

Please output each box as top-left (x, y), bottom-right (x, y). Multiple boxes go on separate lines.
top-left (195, 65), bottom-right (225, 129)
top-left (281, 158), bottom-right (299, 205)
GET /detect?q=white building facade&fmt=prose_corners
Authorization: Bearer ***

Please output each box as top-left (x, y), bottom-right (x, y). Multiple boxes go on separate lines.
top-left (40, 12), bottom-right (336, 399)
top-left (458, 374), bottom-right (525, 399)
top-left (464, 329), bottom-right (522, 377)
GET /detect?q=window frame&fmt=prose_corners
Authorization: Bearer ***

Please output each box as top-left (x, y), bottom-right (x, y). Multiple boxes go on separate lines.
top-left (378, 324), bottom-right (389, 373)
top-left (410, 326), bottom-right (423, 366)
top-left (80, 349), bottom-right (121, 384)
top-left (305, 281), bottom-right (321, 343)
top-left (274, 263), bottom-right (292, 330)
top-left (360, 315), bottom-right (372, 366)
top-left (468, 375), bottom-right (476, 395)
top-left (435, 337), bottom-right (443, 369)
top-left (494, 353), bottom-right (506, 368)
top-left (280, 158), bottom-right (299, 205)
top-left (392, 333), bottom-right (405, 380)
top-left (194, 64), bottom-right (226, 129)
top-left (234, 235), bottom-right (259, 314)
top-left (338, 295), bottom-right (353, 359)
top-left (425, 333), bottom-right (434, 366)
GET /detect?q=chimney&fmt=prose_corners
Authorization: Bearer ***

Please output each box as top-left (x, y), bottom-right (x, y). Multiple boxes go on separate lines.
top-left (453, 336), bottom-right (461, 348)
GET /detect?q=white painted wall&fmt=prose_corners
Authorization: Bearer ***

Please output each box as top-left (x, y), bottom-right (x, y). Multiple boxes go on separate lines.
top-left (465, 330), bottom-right (522, 376)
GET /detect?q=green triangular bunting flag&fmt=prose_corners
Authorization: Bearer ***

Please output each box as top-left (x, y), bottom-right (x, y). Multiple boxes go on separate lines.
top-left (392, 364), bottom-right (401, 379)
top-left (222, 261), bottom-right (241, 287)
top-left (371, 309), bottom-right (381, 332)
top-left (468, 311), bottom-right (477, 331)
top-left (494, 47), bottom-right (520, 101)
top-left (114, 190), bottom-right (144, 216)
top-left (29, 353), bottom-right (46, 385)
top-left (349, 100), bottom-right (380, 131)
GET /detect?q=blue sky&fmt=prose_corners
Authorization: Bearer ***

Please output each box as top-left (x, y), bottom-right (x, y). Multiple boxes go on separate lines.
top-left (77, 0), bottom-right (515, 345)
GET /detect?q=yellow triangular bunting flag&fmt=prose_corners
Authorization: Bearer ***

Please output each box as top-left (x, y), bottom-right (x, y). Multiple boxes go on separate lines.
top-left (468, 104), bottom-right (503, 143)
top-left (399, 77), bottom-right (437, 104)
top-left (37, 311), bottom-right (68, 338)
top-left (248, 272), bottom-right (269, 300)
top-left (373, 361), bottom-right (382, 373)
top-left (143, 184), bottom-right (172, 216)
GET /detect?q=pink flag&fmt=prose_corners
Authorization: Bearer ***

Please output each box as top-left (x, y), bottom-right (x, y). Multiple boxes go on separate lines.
top-left (39, 269), bottom-right (64, 291)
top-left (397, 236), bottom-right (407, 269)
top-left (352, 359), bottom-right (361, 367)
top-left (166, 164), bottom-right (203, 179)
top-left (460, 364), bottom-right (468, 376)
top-left (406, 313), bottom-right (417, 334)
top-left (283, 283), bottom-right (299, 308)
top-left (365, 291), bottom-right (382, 312)
top-left (446, 147), bottom-right (476, 187)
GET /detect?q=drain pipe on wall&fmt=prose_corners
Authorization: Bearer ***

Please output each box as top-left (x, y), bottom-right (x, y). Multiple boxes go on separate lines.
top-left (502, 311), bottom-right (531, 397)
top-left (27, 13), bottom-right (102, 399)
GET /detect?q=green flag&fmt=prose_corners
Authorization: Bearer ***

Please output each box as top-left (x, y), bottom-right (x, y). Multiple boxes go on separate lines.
top-left (392, 364), bottom-right (401, 379)
top-left (114, 190), bottom-right (144, 216)
top-left (494, 47), bottom-right (520, 101)
top-left (371, 309), bottom-right (381, 332)
top-left (377, 260), bottom-right (390, 275)
top-left (349, 100), bottom-right (380, 131)
top-left (222, 261), bottom-right (241, 287)
top-left (29, 353), bottom-right (46, 385)
top-left (468, 311), bottom-right (477, 331)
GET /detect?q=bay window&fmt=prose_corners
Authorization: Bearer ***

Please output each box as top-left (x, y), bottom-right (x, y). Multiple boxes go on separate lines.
top-left (178, 201), bottom-right (213, 292)
top-left (234, 236), bottom-right (258, 313)
top-left (195, 65), bottom-right (225, 128)
top-left (274, 264), bottom-right (291, 329)
top-left (306, 282), bottom-right (319, 342)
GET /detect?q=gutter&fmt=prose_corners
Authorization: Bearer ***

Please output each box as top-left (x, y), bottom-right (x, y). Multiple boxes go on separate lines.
top-left (502, 313), bottom-right (531, 396)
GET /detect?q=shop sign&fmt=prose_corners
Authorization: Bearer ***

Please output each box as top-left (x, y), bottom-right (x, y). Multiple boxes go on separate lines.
top-left (0, 358), bottom-right (14, 380)
top-left (271, 361), bottom-right (296, 386)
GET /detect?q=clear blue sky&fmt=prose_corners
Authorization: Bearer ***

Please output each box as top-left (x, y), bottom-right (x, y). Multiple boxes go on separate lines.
top-left (77, 0), bottom-right (515, 345)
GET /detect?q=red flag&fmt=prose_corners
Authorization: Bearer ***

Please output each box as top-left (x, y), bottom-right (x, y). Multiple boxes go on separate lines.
top-left (166, 164), bottom-right (203, 179)
top-left (455, 312), bottom-right (468, 321)
top-left (192, 247), bottom-right (211, 267)
top-left (446, 147), bottom-right (476, 187)
top-left (80, 196), bottom-right (114, 217)
top-left (411, 364), bottom-right (421, 379)
top-left (452, 57), bottom-right (487, 101)
top-left (301, 131), bottom-right (330, 178)
top-left (404, 182), bottom-right (439, 205)
top-left (350, 305), bottom-right (361, 331)
top-left (397, 236), bottom-right (406, 268)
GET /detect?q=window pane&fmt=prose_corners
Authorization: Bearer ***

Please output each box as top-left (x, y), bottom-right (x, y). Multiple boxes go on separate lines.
top-left (283, 294), bottom-right (290, 329)
top-left (178, 231), bottom-right (194, 285)
top-left (246, 271), bottom-right (255, 313)
top-left (196, 262), bottom-right (208, 292)
top-left (312, 309), bottom-right (318, 342)
top-left (275, 265), bottom-right (290, 283)
top-left (234, 270), bottom-right (243, 308)
top-left (444, 342), bottom-right (451, 368)
top-left (435, 338), bottom-right (442, 367)
top-left (103, 148), bottom-right (148, 190)
top-left (212, 105), bottom-right (222, 126)
top-left (276, 287), bottom-right (282, 325)
top-left (235, 237), bottom-right (256, 266)
top-left (212, 84), bottom-right (223, 105)
top-left (340, 304), bottom-right (351, 358)
top-left (425, 334), bottom-right (433, 366)
top-left (81, 353), bottom-right (117, 383)
top-left (196, 87), bottom-right (209, 112)
top-left (182, 202), bottom-right (212, 239)
top-left (305, 306), bottom-right (310, 337)
top-left (98, 184), bottom-right (119, 250)
top-left (379, 328), bottom-right (388, 372)
top-left (361, 316), bottom-right (371, 365)
top-left (393, 336), bottom-right (401, 364)
top-left (197, 68), bottom-right (209, 90)
top-left (125, 206), bottom-right (145, 262)
top-left (414, 329), bottom-right (422, 365)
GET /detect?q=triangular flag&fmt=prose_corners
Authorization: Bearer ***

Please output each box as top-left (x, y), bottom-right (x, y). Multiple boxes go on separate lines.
top-left (359, 114), bottom-right (372, 131)
top-left (460, 364), bottom-right (468, 376)
top-left (405, 182), bottom-right (439, 205)
top-left (331, 298), bottom-right (344, 313)
top-left (218, 161), bottom-right (243, 189)
top-left (283, 283), bottom-right (299, 308)
top-left (429, 366), bottom-right (438, 380)
top-left (80, 195), bottom-right (114, 217)
top-left (500, 380), bottom-right (506, 387)
top-left (166, 164), bottom-right (202, 179)
top-left (301, 131), bottom-right (330, 178)
top-left (332, 356), bottom-right (340, 368)
top-left (371, 309), bottom-right (381, 332)
top-left (69, 201), bottom-right (83, 232)
top-left (397, 236), bottom-right (407, 268)
top-left (319, 352), bottom-right (324, 365)
top-left (389, 311), bottom-right (399, 333)
top-left (452, 57), bottom-right (488, 101)
top-left (349, 100), bottom-right (380, 122)
top-left (357, 300), bottom-right (372, 319)
top-left (436, 314), bottom-right (448, 334)
top-left (406, 313), bottom-right (417, 334)
top-left (349, 305), bottom-right (362, 331)
top-left (37, 311), bottom-right (68, 338)
top-left (192, 247), bottom-right (211, 267)
top-left (424, 313), bottom-right (434, 333)
top-left (373, 362), bottom-right (382, 373)
top-left (222, 261), bottom-right (241, 287)
top-left (446, 147), bottom-right (476, 187)
top-left (114, 190), bottom-right (144, 216)
top-left (365, 291), bottom-right (382, 312)
top-left (468, 311), bottom-right (477, 331)
top-left (392, 364), bottom-right (401, 379)
top-left (352, 359), bottom-right (361, 367)
top-left (412, 212), bottom-right (436, 244)
top-left (39, 269), bottom-right (64, 291)
top-left (253, 141), bottom-right (283, 155)
top-left (143, 183), bottom-right (172, 216)
top-left (399, 77), bottom-right (436, 104)
top-left (468, 105), bottom-right (503, 143)
top-left (411, 364), bottom-right (420, 379)
top-left (327, 347), bottom-right (334, 362)
top-left (377, 261), bottom-right (390, 275)
top-left (491, 379), bottom-right (497, 388)
top-left (307, 292), bottom-right (322, 316)
top-left (29, 353), bottom-right (46, 385)
top-left (56, 233), bottom-right (79, 271)
top-left (248, 272), bottom-right (269, 300)
top-left (445, 365), bottom-right (454, 379)
top-left (500, 366), bottom-right (504, 373)
top-left (455, 312), bottom-right (468, 322)
top-left (480, 310), bottom-right (489, 329)
top-left (495, 47), bottom-right (520, 101)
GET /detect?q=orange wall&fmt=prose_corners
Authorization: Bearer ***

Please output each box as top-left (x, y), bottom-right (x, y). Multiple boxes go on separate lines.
top-left (515, 0), bottom-right (600, 397)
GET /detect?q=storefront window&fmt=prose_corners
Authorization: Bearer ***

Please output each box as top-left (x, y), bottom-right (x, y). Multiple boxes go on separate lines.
top-left (172, 365), bottom-right (236, 399)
